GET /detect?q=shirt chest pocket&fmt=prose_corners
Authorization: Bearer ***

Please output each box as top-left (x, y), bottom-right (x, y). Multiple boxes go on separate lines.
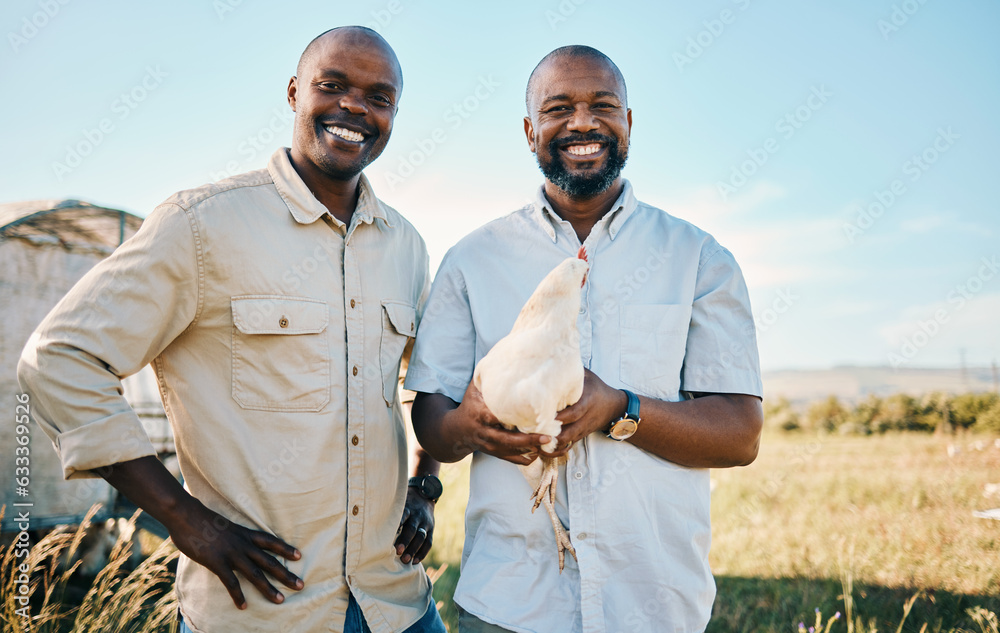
top-left (231, 296), bottom-right (331, 412)
top-left (619, 304), bottom-right (692, 399)
top-left (380, 300), bottom-right (416, 406)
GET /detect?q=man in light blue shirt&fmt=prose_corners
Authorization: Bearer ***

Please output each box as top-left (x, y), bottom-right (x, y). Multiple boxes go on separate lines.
top-left (405, 46), bottom-right (764, 633)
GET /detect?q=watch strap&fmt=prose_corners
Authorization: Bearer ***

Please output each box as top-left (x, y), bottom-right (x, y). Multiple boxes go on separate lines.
top-left (408, 474), bottom-right (442, 502)
top-left (605, 389), bottom-right (641, 439)
top-left (622, 389), bottom-right (640, 421)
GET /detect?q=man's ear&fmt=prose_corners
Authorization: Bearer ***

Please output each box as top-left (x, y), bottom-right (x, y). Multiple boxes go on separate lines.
top-left (626, 108), bottom-right (632, 135)
top-left (524, 116), bottom-right (536, 153)
top-left (287, 76), bottom-right (298, 112)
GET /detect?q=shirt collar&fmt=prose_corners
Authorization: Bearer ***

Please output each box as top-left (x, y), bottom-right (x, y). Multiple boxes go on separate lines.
top-left (532, 179), bottom-right (638, 243)
top-left (267, 148), bottom-right (391, 228)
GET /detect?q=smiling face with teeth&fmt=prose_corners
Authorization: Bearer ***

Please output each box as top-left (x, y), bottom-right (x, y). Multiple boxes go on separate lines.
top-left (524, 50), bottom-right (632, 199)
top-left (288, 27), bottom-right (402, 195)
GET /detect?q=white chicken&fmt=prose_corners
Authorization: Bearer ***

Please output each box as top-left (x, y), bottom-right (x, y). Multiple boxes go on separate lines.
top-left (472, 246), bottom-right (589, 571)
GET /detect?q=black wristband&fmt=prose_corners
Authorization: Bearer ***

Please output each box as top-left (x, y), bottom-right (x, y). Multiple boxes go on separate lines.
top-left (408, 474), bottom-right (443, 503)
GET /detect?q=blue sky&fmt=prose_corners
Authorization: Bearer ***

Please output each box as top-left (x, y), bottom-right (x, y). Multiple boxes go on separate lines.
top-left (2, 0), bottom-right (997, 371)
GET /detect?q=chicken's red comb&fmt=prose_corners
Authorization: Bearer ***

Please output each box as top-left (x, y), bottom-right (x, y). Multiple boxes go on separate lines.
top-left (577, 246), bottom-right (588, 262)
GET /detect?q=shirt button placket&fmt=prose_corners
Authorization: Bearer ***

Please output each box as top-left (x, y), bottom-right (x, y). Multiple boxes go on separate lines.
top-left (569, 446), bottom-right (603, 632)
top-left (343, 238), bottom-right (366, 573)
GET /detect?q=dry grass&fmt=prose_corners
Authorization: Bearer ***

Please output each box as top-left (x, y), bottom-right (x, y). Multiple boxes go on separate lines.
top-left (1, 505), bottom-right (178, 633)
top-left (427, 433), bottom-right (1000, 632)
top-left (711, 433), bottom-right (1000, 592)
top-left (709, 432), bottom-right (1000, 632)
top-left (3, 432), bottom-right (997, 632)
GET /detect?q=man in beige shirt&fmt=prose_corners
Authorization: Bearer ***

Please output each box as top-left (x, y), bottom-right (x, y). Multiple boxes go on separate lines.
top-left (18, 27), bottom-right (446, 633)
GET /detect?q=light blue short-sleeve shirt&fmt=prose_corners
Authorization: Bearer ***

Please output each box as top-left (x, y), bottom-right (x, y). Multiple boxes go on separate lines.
top-left (406, 180), bottom-right (762, 633)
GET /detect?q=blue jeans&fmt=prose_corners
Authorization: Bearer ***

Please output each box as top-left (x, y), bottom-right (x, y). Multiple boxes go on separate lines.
top-left (179, 594), bottom-right (447, 633)
top-left (345, 592), bottom-right (447, 633)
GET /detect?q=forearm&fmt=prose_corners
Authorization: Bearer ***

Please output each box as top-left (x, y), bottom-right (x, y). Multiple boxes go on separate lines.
top-left (404, 396), bottom-right (444, 475)
top-left (97, 455), bottom-right (204, 531)
top-left (398, 422), bottom-right (442, 566)
top-left (410, 446), bottom-right (441, 477)
top-left (100, 456), bottom-right (303, 607)
top-left (411, 390), bottom-right (549, 464)
top-left (411, 393), bottom-right (468, 463)
top-left (628, 393), bottom-right (763, 468)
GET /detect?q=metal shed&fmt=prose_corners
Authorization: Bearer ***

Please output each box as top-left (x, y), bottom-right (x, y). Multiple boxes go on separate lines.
top-left (1, 199), bottom-right (171, 532)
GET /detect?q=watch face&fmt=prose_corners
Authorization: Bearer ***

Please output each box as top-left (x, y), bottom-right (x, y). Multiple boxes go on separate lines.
top-left (421, 476), bottom-right (443, 500)
top-left (610, 418), bottom-right (639, 440)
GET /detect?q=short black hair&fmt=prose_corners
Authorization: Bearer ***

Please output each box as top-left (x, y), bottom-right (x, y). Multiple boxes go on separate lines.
top-left (525, 45), bottom-right (627, 113)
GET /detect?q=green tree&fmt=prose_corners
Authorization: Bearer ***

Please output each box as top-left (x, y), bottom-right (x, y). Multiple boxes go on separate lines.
top-left (951, 393), bottom-right (999, 429)
top-left (806, 395), bottom-right (848, 433)
top-left (917, 391), bottom-right (950, 432)
top-left (877, 393), bottom-right (920, 432)
top-left (843, 394), bottom-right (881, 435)
top-left (973, 398), bottom-right (1000, 433)
top-left (764, 396), bottom-right (801, 432)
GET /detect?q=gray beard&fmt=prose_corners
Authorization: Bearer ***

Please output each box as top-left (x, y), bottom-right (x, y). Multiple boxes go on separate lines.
top-left (538, 137), bottom-right (628, 197)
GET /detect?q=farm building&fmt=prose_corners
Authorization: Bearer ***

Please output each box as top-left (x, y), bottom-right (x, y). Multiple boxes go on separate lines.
top-left (1, 199), bottom-right (172, 533)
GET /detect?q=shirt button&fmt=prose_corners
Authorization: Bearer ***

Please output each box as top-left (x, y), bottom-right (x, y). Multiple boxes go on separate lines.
top-left (353, 366), bottom-right (358, 376)
top-left (352, 505), bottom-right (359, 516)
top-left (351, 435), bottom-right (359, 446)
top-left (574, 471), bottom-right (584, 480)
top-left (279, 316), bottom-right (289, 328)
top-left (579, 305), bottom-right (586, 314)
top-left (577, 532), bottom-right (587, 540)
top-left (350, 299), bottom-right (356, 308)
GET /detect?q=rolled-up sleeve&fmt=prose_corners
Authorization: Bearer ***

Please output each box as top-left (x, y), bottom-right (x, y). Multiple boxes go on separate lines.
top-left (403, 252), bottom-right (476, 403)
top-left (680, 244), bottom-right (763, 398)
top-left (17, 203), bottom-right (201, 479)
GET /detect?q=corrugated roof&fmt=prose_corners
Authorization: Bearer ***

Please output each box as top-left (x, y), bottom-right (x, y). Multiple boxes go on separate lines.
top-left (0, 199), bottom-right (143, 251)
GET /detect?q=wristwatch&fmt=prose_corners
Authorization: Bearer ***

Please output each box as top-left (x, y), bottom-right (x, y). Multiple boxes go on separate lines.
top-left (408, 474), bottom-right (443, 503)
top-left (605, 389), bottom-right (641, 441)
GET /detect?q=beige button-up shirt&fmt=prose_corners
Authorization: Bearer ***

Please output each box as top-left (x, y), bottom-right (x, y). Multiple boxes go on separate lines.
top-left (18, 149), bottom-right (432, 633)
top-left (406, 181), bottom-right (762, 633)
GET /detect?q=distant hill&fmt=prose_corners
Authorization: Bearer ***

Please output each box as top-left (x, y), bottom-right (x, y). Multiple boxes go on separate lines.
top-left (763, 365), bottom-right (999, 405)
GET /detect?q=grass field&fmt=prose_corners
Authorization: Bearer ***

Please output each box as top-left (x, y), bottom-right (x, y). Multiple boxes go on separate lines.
top-left (3, 433), bottom-right (998, 632)
top-left (426, 432), bottom-right (1000, 632)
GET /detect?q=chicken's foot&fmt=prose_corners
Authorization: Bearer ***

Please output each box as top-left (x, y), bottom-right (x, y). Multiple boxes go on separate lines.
top-left (529, 457), bottom-right (578, 572)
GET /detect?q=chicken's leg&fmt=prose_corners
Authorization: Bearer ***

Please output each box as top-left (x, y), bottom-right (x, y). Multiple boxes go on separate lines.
top-left (529, 456), bottom-right (578, 572)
